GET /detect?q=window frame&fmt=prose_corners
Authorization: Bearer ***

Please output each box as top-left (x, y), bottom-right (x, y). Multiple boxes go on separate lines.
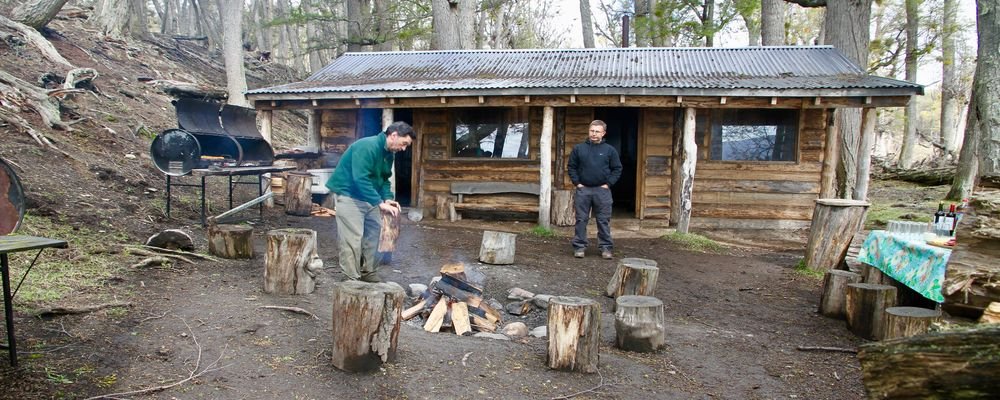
top-left (696, 108), bottom-right (801, 164)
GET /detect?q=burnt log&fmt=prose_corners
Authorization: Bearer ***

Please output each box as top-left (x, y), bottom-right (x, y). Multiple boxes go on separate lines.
top-left (606, 258), bottom-right (659, 298)
top-left (264, 229), bottom-right (320, 295)
top-left (818, 269), bottom-right (862, 319)
top-left (547, 296), bottom-right (600, 373)
top-left (330, 281), bottom-right (405, 372)
top-left (846, 283), bottom-right (898, 340)
top-left (206, 223), bottom-right (253, 259)
top-left (614, 295), bottom-right (665, 352)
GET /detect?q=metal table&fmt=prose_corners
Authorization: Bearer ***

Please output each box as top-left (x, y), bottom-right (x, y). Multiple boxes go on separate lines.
top-left (0, 235), bottom-right (67, 367)
top-left (165, 165), bottom-right (296, 226)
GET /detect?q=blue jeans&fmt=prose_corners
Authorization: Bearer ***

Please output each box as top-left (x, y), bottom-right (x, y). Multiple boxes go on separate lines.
top-left (572, 186), bottom-right (613, 251)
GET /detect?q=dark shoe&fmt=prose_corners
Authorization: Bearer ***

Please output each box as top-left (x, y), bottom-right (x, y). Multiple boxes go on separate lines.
top-left (601, 249), bottom-right (613, 260)
top-left (574, 249), bottom-right (585, 258)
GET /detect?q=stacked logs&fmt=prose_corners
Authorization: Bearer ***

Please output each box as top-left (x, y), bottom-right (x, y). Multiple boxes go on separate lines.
top-left (402, 263), bottom-right (503, 334)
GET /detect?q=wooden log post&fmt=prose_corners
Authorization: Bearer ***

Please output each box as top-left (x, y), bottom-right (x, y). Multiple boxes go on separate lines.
top-left (552, 189), bottom-right (575, 226)
top-left (330, 281), bottom-right (406, 372)
top-left (883, 307), bottom-right (942, 340)
top-left (538, 106), bottom-right (553, 229)
top-left (606, 258), bottom-right (659, 298)
top-left (803, 199), bottom-right (870, 271)
top-left (614, 295), bottom-right (665, 352)
top-left (845, 283), bottom-right (898, 340)
top-left (858, 325), bottom-right (1000, 399)
top-left (264, 228), bottom-right (320, 295)
top-left (676, 107), bottom-right (697, 234)
top-left (435, 194), bottom-right (449, 220)
top-left (547, 296), bottom-right (601, 373)
top-left (284, 172), bottom-right (313, 216)
top-left (479, 230), bottom-right (516, 265)
top-left (818, 269), bottom-right (862, 319)
top-left (206, 223), bottom-right (254, 259)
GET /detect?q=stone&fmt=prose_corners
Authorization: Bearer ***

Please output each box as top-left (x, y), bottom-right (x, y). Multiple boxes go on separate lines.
top-left (501, 322), bottom-right (528, 337)
top-left (408, 283), bottom-right (428, 298)
top-left (407, 208), bottom-right (423, 222)
top-left (473, 332), bottom-right (510, 341)
top-left (529, 326), bottom-right (547, 338)
top-left (533, 294), bottom-right (553, 309)
top-left (507, 287), bottom-right (535, 301)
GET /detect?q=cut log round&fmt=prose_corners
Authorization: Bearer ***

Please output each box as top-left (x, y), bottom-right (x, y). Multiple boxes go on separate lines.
top-left (606, 258), bottom-right (659, 298)
top-left (479, 230), bottom-right (516, 265)
top-left (845, 283), bottom-right (898, 340)
top-left (546, 296), bottom-right (600, 373)
top-left (803, 199), bottom-right (870, 271)
top-left (614, 295), bottom-right (665, 352)
top-left (818, 270), bottom-right (862, 319)
top-left (883, 306), bottom-right (942, 340)
top-left (284, 172), bottom-right (313, 216)
top-left (264, 228), bottom-right (320, 295)
top-left (330, 281), bottom-right (405, 372)
top-left (378, 208), bottom-right (400, 252)
top-left (552, 189), bottom-right (575, 226)
top-left (206, 223), bottom-right (253, 259)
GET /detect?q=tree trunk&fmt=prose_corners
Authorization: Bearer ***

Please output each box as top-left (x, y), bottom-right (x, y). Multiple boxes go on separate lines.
top-left (803, 199), bottom-right (870, 271)
top-left (479, 231), bottom-right (516, 265)
top-left (431, 0), bottom-right (475, 50)
top-left (882, 306), bottom-right (942, 340)
top-left (253, 0), bottom-right (270, 53)
top-left (898, 0), bottom-right (920, 169)
top-left (207, 223), bottom-right (254, 259)
top-left (302, 0), bottom-right (324, 73)
top-left (12, 0), bottom-right (70, 29)
top-left (579, 0), bottom-right (595, 48)
top-left (853, 107), bottom-right (876, 201)
top-left (552, 190), bottom-right (575, 226)
top-left (194, 0), bottom-right (221, 51)
top-left (373, 0), bottom-right (394, 51)
top-left (845, 283), bottom-right (897, 340)
top-left (975, 0), bottom-right (1000, 185)
top-left (947, 94), bottom-right (979, 200)
top-left (677, 107), bottom-right (697, 233)
top-left (635, 0), bottom-right (651, 47)
top-left (605, 257), bottom-right (659, 298)
top-left (221, 0), bottom-right (249, 107)
top-left (345, 0), bottom-right (363, 52)
top-left (702, 0), bottom-right (715, 46)
top-left (330, 281), bottom-right (405, 372)
top-left (161, 0), bottom-right (178, 34)
top-left (264, 228), bottom-right (320, 295)
top-left (738, 5), bottom-right (761, 46)
top-left (819, 269), bottom-right (862, 319)
top-left (614, 295), bottom-right (665, 352)
top-left (284, 172), bottom-right (313, 216)
top-left (760, 0), bottom-right (785, 45)
top-left (547, 296), bottom-right (600, 373)
top-left (940, 0), bottom-right (960, 155)
top-left (858, 325), bottom-right (1000, 399)
top-left (277, 0), bottom-right (305, 73)
top-left (95, 0), bottom-right (132, 39)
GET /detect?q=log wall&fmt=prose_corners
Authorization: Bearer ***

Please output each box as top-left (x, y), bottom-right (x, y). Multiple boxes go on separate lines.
top-left (639, 108), bottom-right (674, 220)
top-left (319, 109), bottom-right (359, 152)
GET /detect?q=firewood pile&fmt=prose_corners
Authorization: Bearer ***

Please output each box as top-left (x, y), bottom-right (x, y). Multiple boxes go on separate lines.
top-left (402, 263), bottom-right (504, 334)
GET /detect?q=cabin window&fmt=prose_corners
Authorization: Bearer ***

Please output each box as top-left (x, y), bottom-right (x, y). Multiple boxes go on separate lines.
top-left (700, 109), bottom-right (798, 162)
top-left (452, 107), bottom-right (530, 159)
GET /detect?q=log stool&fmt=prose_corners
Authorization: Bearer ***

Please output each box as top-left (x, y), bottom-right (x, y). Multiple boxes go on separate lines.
top-left (614, 295), bottom-right (665, 352)
top-left (845, 283), bottom-right (898, 340)
top-left (547, 296), bottom-right (600, 373)
top-left (479, 231), bottom-right (516, 265)
top-left (818, 270), bottom-right (862, 319)
top-left (284, 172), bottom-right (313, 216)
top-left (206, 223), bottom-right (254, 259)
top-left (883, 307), bottom-right (942, 340)
top-left (264, 228), bottom-right (321, 295)
top-left (606, 258), bottom-right (659, 298)
top-left (330, 281), bottom-right (405, 372)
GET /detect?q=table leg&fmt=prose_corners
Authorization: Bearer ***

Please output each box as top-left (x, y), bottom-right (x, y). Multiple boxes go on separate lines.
top-left (229, 176), bottom-right (234, 210)
top-left (201, 176), bottom-right (207, 227)
top-left (166, 175), bottom-right (172, 219)
top-left (258, 174), bottom-right (264, 221)
top-left (1, 254), bottom-right (17, 367)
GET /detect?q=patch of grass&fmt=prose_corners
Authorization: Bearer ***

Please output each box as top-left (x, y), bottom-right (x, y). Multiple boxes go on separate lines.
top-left (793, 259), bottom-right (825, 279)
top-left (661, 232), bottom-right (725, 253)
top-left (529, 225), bottom-right (555, 237)
top-left (864, 204), bottom-right (933, 229)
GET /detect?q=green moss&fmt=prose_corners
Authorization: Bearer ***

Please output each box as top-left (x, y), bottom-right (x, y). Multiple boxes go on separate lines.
top-left (794, 259), bottom-right (825, 279)
top-left (661, 232), bottom-right (725, 253)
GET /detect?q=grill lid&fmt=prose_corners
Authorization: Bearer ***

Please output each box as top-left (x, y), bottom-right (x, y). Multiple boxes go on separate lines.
top-left (0, 157), bottom-right (25, 235)
top-left (175, 99), bottom-right (226, 135)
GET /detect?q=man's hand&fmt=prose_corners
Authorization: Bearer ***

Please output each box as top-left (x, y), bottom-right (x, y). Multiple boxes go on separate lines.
top-left (380, 200), bottom-right (401, 217)
top-left (600, 184), bottom-right (609, 189)
top-left (577, 184), bottom-right (584, 188)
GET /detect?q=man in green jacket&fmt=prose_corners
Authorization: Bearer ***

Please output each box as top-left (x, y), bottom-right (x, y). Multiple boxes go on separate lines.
top-left (326, 121), bottom-right (415, 282)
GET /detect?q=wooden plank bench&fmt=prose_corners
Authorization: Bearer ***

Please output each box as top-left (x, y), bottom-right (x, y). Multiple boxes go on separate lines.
top-left (448, 182), bottom-right (540, 221)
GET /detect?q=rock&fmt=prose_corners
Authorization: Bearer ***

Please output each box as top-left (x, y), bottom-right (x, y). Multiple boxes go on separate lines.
top-left (407, 208), bottom-right (424, 222)
top-left (507, 287), bottom-right (535, 300)
top-left (408, 283), bottom-right (428, 297)
top-left (529, 326), bottom-right (547, 338)
top-left (486, 298), bottom-right (504, 312)
top-left (533, 294), bottom-right (553, 309)
top-left (501, 322), bottom-right (528, 337)
top-left (505, 300), bottom-right (533, 316)
top-left (473, 332), bottom-right (510, 341)
top-left (981, 302), bottom-right (1000, 324)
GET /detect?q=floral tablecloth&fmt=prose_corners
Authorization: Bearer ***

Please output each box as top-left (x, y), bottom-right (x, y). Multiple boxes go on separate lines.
top-left (857, 230), bottom-right (951, 303)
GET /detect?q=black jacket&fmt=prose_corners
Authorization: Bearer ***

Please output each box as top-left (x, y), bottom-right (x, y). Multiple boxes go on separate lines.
top-left (568, 140), bottom-right (623, 187)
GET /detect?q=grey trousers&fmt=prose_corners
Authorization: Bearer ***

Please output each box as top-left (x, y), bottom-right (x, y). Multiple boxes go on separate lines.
top-left (334, 194), bottom-right (382, 282)
top-left (572, 186), bottom-right (613, 251)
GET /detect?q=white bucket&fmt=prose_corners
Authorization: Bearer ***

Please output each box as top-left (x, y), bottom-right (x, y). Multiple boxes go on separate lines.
top-left (307, 168), bottom-right (334, 194)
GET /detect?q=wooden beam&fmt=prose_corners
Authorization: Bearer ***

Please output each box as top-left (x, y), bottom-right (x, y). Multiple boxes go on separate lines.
top-left (389, 98), bottom-right (396, 105)
top-left (524, 95), bottom-right (531, 103)
top-left (570, 95), bottom-right (576, 103)
top-left (620, 95), bottom-right (626, 104)
top-left (440, 97), bottom-right (447, 104)
top-left (383, 108), bottom-right (396, 195)
top-left (354, 99), bottom-right (360, 106)
top-left (677, 107), bottom-right (697, 234)
top-left (539, 106), bottom-right (554, 228)
top-left (260, 109), bottom-right (273, 144)
top-left (864, 96), bottom-right (872, 105)
top-left (819, 109), bottom-right (839, 198)
top-left (676, 96), bottom-right (683, 104)
top-left (771, 97), bottom-right (778, 105)
top-left (854, 107), bottom-right (877, 201)
top-left (478, 95), bottom-right (484, 104)
top-left (311, 99), bottom-right (318, 107)
top-left (307, 110), bottom-right (321, 148)
top-left (814, 97), bottom-right (822, 105)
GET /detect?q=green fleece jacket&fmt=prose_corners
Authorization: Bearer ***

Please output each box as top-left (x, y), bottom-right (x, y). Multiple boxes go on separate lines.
top-left (325, 132), bottom-right (394, 206)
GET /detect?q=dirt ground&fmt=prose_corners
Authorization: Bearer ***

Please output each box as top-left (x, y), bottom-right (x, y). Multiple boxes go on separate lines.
top-left (0, 206), bottom-right (870, 400)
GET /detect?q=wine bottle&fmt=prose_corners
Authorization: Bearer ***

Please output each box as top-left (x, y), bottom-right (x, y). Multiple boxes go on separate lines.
top-left (934, 203), bottom-right (945, 234)
top-left (945, 204), bottom-right (957, 237)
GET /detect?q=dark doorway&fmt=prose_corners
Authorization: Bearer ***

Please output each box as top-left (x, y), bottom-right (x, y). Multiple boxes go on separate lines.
top-left (594, 108), bottom-right (638, 216)
top-left (358, 109), bottom-right (414, 207)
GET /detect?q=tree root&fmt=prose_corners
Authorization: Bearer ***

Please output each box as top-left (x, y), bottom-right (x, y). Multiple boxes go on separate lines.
top-left (128, 244), bottom-right (222, 263)
top-left (129, 256), bottom-right (173, 268)
top-left (0, 15), bottom-right (74, 68)
top-left (258, 305), bottom-right (319, 320)
top-left (128, 248), bottom-right (195, 264)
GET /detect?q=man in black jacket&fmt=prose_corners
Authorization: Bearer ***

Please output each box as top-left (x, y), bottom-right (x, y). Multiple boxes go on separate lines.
top-left (568, 120), bottom-right (623, 259)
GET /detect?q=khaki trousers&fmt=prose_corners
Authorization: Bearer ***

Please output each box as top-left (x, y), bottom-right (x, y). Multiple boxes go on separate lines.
top-left (334, 194), bottom-right (382, 282)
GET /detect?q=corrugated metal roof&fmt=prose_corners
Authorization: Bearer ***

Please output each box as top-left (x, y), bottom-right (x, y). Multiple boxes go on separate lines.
top-left (248, 46), bottom-right (922, 97)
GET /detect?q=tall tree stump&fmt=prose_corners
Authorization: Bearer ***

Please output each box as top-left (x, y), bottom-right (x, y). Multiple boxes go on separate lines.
top-left (264, 228), bottom-right (320, 295)
top-left (479, 231), bottom-right (516, 265)
top-left (846, 283), bottom-right (898, 340)
top-left (547, 296), bottom-right (600, 373)
top-left (614, 295), bottom-right (665, 352)
top-left (552, 189), bottom-right (575, 226)
top-left (803, 199), bottom-right (870, 271)
top-left (883, 307), bottom-right (942, 340)
top-left (284, 172), bottom-right (313, 216)
top-left (606, 258), bottom-right (659, 298)
top-left (330, 281), bottom-right (405, 372)
top-left (818, 269), bottom-right (862, 319)
top-left (863, 263), bottom-right (888, 285)
top-left (206, 223), bottom-right (254, 259)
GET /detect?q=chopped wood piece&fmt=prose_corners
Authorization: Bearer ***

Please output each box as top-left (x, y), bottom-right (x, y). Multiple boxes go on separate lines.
top-left (402, 299), bottom-right (427, 321)
top-left (378, 206), bottom-right (400, 252)
top-left (424, 299), bottom-right (449, 332)
top-left (452, 302), bottom-right (471, 336)
top-left (440, 262), bottom-right (465, 276)
top-left (606, 258), bottom-right (659, 299)
top-left (479, 231), bottom-right (516, 265)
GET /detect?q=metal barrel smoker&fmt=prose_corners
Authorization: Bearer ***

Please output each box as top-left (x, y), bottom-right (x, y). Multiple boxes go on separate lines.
top-left (149, 99), bottom-right (275, 176)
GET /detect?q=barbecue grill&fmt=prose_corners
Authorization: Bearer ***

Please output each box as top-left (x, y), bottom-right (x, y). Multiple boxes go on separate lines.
top-left (150, 99), bottom-right (275, 176)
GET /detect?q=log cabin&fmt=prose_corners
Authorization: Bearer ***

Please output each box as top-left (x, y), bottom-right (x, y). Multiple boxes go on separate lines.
top-left (247, 46), bottom-right (922, 229)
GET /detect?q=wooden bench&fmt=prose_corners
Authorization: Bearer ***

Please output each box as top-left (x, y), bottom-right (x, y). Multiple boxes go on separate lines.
top-left (448, 182), bottom-right (540, 221)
